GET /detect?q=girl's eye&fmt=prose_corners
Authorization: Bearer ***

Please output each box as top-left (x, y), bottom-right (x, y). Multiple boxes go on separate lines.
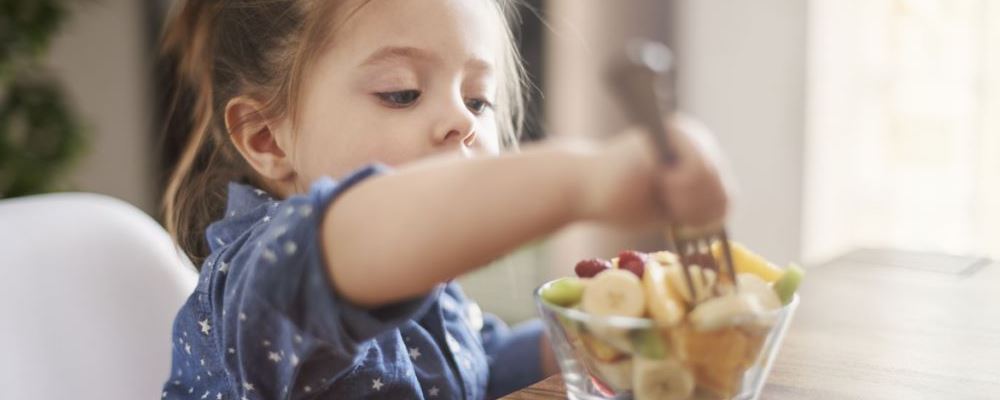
top-left (376, 90), bottom-right (421, 107)
top-left (465, 98), bottom-right (493, 114)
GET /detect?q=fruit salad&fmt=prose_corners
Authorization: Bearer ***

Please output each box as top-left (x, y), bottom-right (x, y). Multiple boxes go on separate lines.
top-left (538, 243), bottom-right (803, 400)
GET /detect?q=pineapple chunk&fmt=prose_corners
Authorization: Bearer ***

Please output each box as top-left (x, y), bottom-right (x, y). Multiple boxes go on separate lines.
top-left (711, 242), bottom-right (783, 283)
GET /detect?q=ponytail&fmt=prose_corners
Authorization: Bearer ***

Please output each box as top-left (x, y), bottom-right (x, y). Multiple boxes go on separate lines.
top-left (161, 1), bottom-right (229, 266)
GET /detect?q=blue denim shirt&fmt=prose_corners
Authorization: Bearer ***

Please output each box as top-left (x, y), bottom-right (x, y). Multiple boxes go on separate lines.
top-left (162, 165), bottom-right (543, 399)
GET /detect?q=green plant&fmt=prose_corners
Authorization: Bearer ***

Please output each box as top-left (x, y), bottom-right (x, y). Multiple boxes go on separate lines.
top-left (0, 0), bottom-right (86, 198)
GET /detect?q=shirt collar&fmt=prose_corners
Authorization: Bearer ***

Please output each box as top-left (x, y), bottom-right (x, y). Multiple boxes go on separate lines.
top-left (225, 181), bottom-right (276, 214)
top-left (204, 182), bottom-right (278, 252)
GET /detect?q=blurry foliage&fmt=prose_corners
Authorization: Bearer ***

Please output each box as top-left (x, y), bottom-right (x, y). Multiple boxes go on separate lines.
top-left (0, 0), bottom-right (86, 198)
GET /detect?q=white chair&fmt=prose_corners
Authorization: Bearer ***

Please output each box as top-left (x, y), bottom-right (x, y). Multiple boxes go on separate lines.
top-left (0, 193), bottom-right (197, 400)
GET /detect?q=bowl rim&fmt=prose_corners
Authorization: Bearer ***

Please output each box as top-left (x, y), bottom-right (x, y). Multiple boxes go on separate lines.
top-left (534, 279), bottom-right (800, 329)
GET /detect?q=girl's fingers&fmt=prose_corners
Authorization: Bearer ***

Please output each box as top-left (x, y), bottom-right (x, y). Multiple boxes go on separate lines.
top-left (658, 116), bottom-right (730, 225)
top-left (660, 163), bottom-right (728, 225)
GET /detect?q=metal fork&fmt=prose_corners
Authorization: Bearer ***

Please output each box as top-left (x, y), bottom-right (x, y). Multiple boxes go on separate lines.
top-left (606, 39), bottom-right (737, 302)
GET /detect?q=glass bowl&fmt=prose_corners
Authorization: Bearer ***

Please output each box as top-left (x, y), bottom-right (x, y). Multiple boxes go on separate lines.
top-left (535, 280), bottom-right (799, 400)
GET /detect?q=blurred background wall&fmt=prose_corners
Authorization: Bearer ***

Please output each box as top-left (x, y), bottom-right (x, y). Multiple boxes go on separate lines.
top-left (43, 0), bottom-right (157, 213)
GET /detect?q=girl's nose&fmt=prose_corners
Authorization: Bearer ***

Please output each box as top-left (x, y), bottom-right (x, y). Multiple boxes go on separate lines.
top-left (432, 99), bottom-right (478, 149)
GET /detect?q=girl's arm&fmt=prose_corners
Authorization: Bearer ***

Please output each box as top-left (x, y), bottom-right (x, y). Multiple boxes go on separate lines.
top-left (323, 125), bottom-right (723, 308)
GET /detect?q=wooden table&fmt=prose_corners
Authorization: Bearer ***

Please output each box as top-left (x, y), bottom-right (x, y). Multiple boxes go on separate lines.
top-left (504, 249), bottom-right (1000, 399)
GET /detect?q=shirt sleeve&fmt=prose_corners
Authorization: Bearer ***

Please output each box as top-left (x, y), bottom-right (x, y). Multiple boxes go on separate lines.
top-left (218, 164), bottom-right (441, 398)
top-left (480, 314), bottom-right (546, 398)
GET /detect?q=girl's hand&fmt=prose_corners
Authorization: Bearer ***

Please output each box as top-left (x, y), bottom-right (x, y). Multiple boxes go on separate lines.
top-left (584, 115), bottom-right (731, 228)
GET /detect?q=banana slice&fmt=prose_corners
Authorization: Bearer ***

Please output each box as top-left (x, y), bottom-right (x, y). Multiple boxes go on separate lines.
top-left (736, 273), bottom-right (782, 311)
top-left (582, 269), bottom-right (646, 318)
top-left (580, 329), bottom-right (629, 362)
top-left (632, 358), bottom-right (695, 400)
top-left (665, 264), bottom-right (717, 305)
top-left (585, 321), bottom-right (633, 353)
top-left (652, 250), bottom-right (680, 267)
top-left (688, 292), bottom-right (764, 332)
top-left (642, 261), bottom-right (686, 327)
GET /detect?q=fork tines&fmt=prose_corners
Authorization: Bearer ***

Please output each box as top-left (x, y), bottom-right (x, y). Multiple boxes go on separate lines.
top-left (668, 225), bottom-right (738, 302)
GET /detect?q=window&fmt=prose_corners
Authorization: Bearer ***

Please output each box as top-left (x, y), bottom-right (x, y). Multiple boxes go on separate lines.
top-left (804, 0), bottom-right (1000, 261)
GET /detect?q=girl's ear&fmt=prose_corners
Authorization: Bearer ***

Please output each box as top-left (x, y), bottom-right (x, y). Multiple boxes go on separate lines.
top-left (225, 96), bottom-right (295, 181)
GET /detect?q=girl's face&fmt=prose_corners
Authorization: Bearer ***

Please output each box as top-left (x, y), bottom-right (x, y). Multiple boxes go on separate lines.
top-left (285, 0), bottom-right (505, 189)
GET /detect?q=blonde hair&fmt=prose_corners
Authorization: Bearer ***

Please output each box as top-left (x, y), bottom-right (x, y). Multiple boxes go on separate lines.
top-left (161, 0), bottom-right (527, 266)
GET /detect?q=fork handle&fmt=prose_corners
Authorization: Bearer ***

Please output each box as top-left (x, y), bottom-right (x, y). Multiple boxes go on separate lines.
top-left (607, 39), bottom-right (679, 165)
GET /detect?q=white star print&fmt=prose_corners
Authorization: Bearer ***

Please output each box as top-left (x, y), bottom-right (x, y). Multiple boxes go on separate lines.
top-left (429, 386), bottom-right (440, 397)
top-left (243, 382), bottom-right (255, 392)
top-left (228, 347), bottom-right (235, 354)
top-left (200, 358), bottom-right (205, 366)
top-left (217, 393), bottom-right (222, 400)
top-left (202, 391), bottom-right (210, 399)
top-left (285, 207), bottom-right (295, 216)
top-left (409, 347), bottom-right (421, 361)
top-left (294, 334), bottom-right (303, 344)
top-left (267, 351), bottom-right (282, 363)
top-left (188, 387), bottom-right (194, 394)
top-left (262, 249), bottom-right (277, 263)
top-left (273, 225), bottom-right (288, 238)
top-left (162, 391), bottom-right (167, 398)
top-left (299, 205), bottom-right (313, 216)
top-left (216, 237), bottom-right (226, 246)
top-left (184, 343), bottom-right (192, 355)
top-left (198, 319), bottom-right (211, 335)
top-left (262, 339), bottom-right (271, 347)
top-left (447, 335), bottom-right (461, 353)
top-left (304, 386), bottom-right (312, 393)
top-left (262, 215), bottom-right (271, 223)
top-left (284, 241), bottom-right (297, 255)
top-left (218, 262), bottom-right (229, 274)
top-left (372, 378), bottom-right (384, 391)
top-left (254, 189), bottom-right (265, 196)
top-left (290, 354), bottom-right (300, 366)
top-left (239, 312), bottom-right (247, 321)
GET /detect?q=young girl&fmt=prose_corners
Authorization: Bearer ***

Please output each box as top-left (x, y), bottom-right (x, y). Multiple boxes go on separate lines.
top-left (160, 0), bottom-right (728, 399)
